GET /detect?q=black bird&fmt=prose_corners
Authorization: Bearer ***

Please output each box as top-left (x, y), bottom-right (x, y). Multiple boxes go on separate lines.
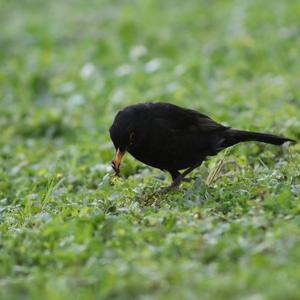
top-left (110, 102), bottom-right (294, 190)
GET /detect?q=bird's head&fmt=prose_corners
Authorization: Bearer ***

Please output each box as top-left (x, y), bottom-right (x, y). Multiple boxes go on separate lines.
top-left (109, 106), bottom-right (139, 175)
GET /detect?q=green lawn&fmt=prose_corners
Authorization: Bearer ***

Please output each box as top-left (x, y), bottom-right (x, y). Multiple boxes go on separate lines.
top-left (1, 0), bottom-right (300, 299)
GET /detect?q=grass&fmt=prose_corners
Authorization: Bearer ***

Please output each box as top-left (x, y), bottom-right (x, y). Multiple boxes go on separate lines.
top-left (1, 0), bottom-right (300, 299)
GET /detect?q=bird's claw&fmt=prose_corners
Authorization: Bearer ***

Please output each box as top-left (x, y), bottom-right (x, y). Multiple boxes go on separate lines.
top-left (159, 181), bottom-right (181, 194)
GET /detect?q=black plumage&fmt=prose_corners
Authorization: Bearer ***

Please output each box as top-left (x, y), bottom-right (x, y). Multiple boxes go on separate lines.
top-left (109, 102), bottom-right (295, 190)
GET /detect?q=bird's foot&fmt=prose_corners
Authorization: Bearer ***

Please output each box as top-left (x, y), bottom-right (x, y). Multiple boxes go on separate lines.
top-left (181, 176), bottom-right (198, 183)
top-left (158, 175), bottom-right (184, 193)
top-left (158, 184), bottom-right (179, 194)
top-left (157, 175), bottom-right (199, 194)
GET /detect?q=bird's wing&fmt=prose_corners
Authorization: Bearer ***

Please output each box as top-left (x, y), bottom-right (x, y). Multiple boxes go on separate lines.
top-left (150, 102), bottom-right (228, 133)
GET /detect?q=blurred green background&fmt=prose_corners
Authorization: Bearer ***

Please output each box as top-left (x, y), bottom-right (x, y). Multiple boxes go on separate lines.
top-left (0, 0), bottom-right (300, 299)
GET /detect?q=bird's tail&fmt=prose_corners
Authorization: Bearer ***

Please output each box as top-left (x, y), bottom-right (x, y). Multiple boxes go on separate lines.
top-left (222, 129), bottom-right (295, 148)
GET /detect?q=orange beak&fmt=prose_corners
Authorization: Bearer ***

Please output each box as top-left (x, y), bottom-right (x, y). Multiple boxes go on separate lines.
top-left (111, 148), bottom-right (125, 176)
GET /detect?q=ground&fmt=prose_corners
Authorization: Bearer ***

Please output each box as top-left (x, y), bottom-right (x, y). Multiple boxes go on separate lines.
top-left (1, 0), bottom-right (300, 299)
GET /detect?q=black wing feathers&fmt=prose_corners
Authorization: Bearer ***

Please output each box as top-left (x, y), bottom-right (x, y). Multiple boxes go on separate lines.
top-left (149, 102), bottom-right (228, 133)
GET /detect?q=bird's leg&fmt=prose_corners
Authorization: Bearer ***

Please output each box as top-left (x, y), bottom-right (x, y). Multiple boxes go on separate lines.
top-left (157, 170), bottom-right (181, 193)
top-left (160, 160), bottom-right (203, 193)
top-left (170, 170), bottom-right (181, 181)
top-left (172, 166), bottom-right (198, 186)
top-left (169, 170), bottom-right (196, 183)
top-left (174, 160), bottom-right (204, 185)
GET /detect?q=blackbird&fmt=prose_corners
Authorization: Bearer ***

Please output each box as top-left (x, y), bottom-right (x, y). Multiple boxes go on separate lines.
top-left (109, 102), bottom-right (295, 190)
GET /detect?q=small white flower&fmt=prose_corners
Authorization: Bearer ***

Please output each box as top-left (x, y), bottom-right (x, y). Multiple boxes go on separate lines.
top-left (165, 82), bottom-right (177, 93)
top-left (145, 59), bottom-right (161, 73)
top-left (115, 64), bottom-right (133, 77)
top-left (174, 64), bottom-right (186, 75)
top-left (91, 163), bottom-right (111, 172)
top-left (111, 88), bottom-right (125, 103)
top-left (129, 45), bottom-right (147, 60)
top-left (60, 82), bottom-right (75, 93)
top-left (80, 63), bottom-right (95, 79)
top-left (68, 94), bottom-right (85, 107)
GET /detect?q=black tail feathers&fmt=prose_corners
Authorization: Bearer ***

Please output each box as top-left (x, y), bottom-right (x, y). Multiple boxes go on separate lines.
top-left (221, 129), bottom-right (295, 148)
